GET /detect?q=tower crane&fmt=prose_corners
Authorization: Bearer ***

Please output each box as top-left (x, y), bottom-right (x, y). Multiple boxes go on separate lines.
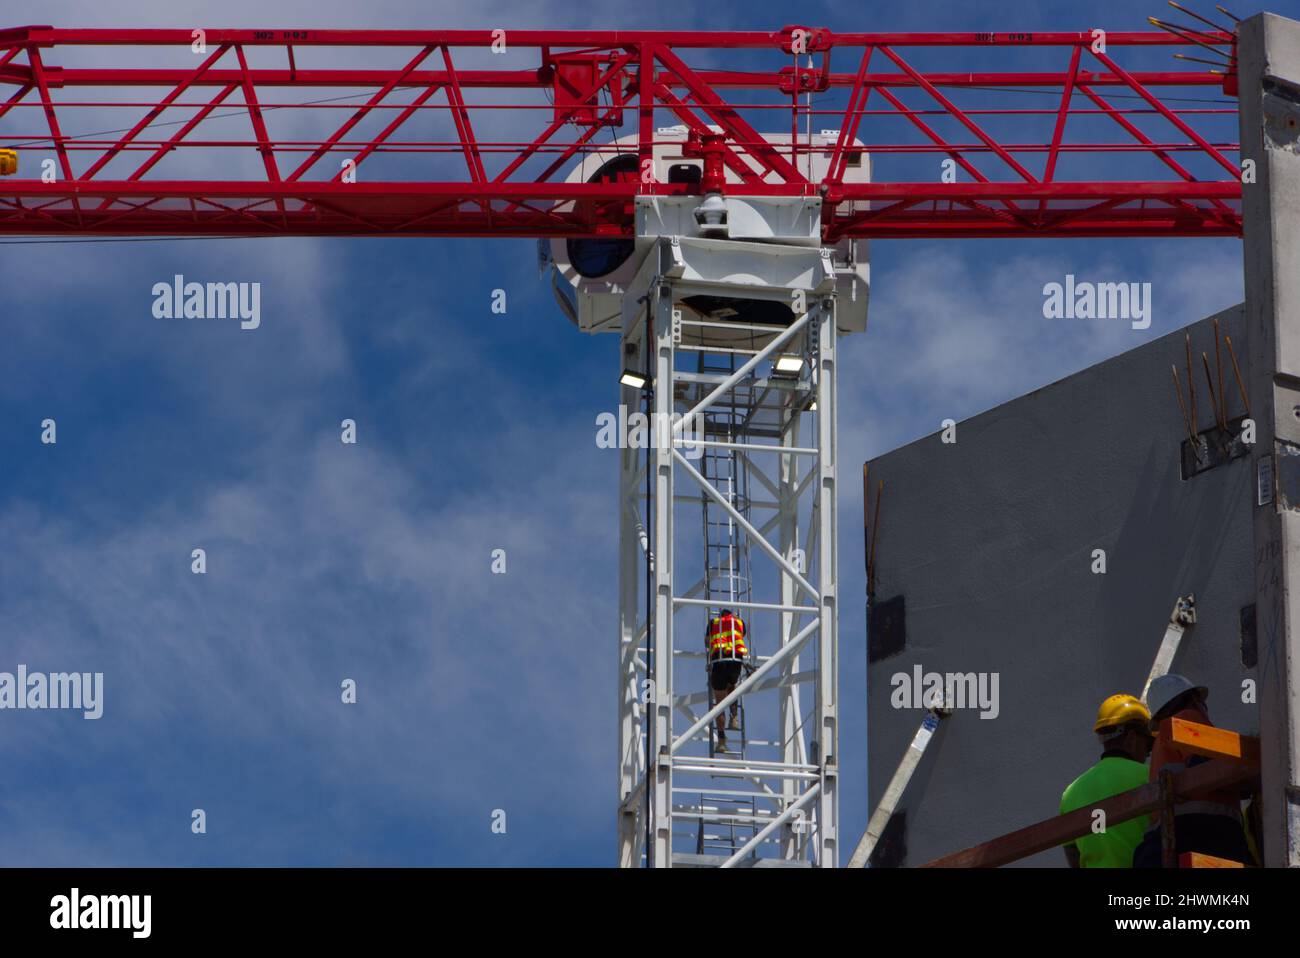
top-left (0, 22), bottom-right (1244, 866)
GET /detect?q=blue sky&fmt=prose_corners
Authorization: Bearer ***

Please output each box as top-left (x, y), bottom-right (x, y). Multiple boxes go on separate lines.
top-left (0, 0), bottom-right (1290, 865)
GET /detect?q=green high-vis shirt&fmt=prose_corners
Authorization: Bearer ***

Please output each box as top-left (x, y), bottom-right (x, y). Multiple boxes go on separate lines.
top-left (1059, 755), bottom-right (1151, 868)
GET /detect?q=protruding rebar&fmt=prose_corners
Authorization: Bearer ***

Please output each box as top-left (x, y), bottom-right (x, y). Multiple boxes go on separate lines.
top-left (1202, 351), bottom-right (1227, 432)
top-left (1168, 0), bottom-right (1238, 35)
top-left (1214, 317), bottom-right (1225, 420)
top-left (1173, 365), bottom-right (1197, 444)
top-left (1224, 333), bottom-right (1251, 418)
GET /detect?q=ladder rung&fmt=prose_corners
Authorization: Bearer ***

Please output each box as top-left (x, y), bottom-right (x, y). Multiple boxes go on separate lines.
top-left (676, 755), bottom-right (819, 773)
top-left (675, 812), bottom-right (779, 826)
top-left (676, 786), bottom-right (769, 800)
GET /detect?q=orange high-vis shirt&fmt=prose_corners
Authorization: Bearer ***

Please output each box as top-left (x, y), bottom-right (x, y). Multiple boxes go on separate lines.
top-left (1148, 706), bottom-right (1242, 824)
top-left (707, 614), bottom-right (747, 658)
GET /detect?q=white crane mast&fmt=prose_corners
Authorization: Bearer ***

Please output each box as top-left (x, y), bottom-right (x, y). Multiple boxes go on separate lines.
top-left (546, 128), bottom-right (870, 866)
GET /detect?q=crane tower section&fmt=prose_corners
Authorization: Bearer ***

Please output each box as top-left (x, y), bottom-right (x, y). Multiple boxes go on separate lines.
top-left (548, 130), bottom-right (868, 866)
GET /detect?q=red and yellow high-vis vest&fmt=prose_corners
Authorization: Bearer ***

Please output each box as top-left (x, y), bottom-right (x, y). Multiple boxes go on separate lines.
top-left (707, 612), bottom-right (747, 659)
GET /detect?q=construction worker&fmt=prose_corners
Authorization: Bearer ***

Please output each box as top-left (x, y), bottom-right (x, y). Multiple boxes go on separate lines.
top-left (1059, 694), bottom-right (1154, 867)
top-left (1132, 673), bottom-right (1255, 867)
top-left (706, 608), bottom-right (748, 753)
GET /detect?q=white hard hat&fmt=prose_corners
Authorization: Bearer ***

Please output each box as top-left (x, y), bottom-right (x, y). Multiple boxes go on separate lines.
top-left (1144, 673), bottom-right (1208, 726)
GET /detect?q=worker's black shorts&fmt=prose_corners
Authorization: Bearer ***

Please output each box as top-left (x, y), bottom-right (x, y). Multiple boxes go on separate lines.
top-left (709, 659), bottom-right (744, 692)
top-left (1132, 814), bottom-right (1255, 868)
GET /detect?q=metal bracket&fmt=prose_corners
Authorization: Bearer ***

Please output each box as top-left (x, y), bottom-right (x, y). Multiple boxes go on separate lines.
top-left (1142, 593), bottom-right (1196, 702)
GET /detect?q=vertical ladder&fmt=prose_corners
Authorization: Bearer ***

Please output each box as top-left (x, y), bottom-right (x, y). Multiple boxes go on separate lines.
top-left (694, 350), bottom-right (759, 860)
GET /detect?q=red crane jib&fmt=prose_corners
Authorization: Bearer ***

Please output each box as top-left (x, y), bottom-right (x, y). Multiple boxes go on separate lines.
top-left (0, 26), bottom-right (1243, 239)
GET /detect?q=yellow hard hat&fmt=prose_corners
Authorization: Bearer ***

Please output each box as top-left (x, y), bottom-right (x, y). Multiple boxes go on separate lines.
top-left (1093, 693), bottom-right (1150, 733)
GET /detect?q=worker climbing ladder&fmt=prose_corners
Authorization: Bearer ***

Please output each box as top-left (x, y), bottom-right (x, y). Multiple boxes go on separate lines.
top-left (694, 351), bottom-right (760, 858)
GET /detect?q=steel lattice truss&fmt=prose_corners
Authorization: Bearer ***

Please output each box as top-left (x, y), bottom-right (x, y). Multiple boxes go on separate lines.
top-left (0, 25), bottom-right (1242, 239)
